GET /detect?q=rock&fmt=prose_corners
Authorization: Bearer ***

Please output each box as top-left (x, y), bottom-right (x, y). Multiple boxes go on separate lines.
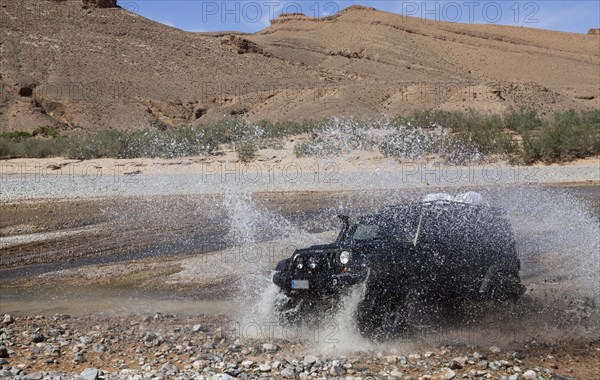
top-left (390, 369), bottom-right (403, 377)
top-left (192, 324), bottom-right (203, 333)
top-left (80, 336), bottom-right (93, 345)
top-left (225, 368), bottom-right (243, 377)
top-left (408, 353), bottom-right (421, 360)
top-left (259, 363), bottom-right (271, 372)
top-left (32, 332), bottom-right (45, 343)
top-left (2, 315), bottom-right (14, 326)
top-left (488, 361), bottom-right (501, 371)
top-left (0, 347), bottom-right (8, 358)
top-left (303, 355), bottom-right (317, 365)
top-left (281, 367), bottom-right (295, 378)
top-left (450, 357), bottom-right (466, 370)
top-left (262, 343), bottom-right (278, 353)
top-left (0, 358), bottom-right (8, 365)
top-left (241, 360), bottom-right (253, 368)
top-left (74, 352), bottom-right (85, 364)
top-left (214, 327), bottom-right (223, 340)
top-left (24, 372), bottom-right (44, 380)
top-left (271, 361), bottom-right (282, 369)
top-left (523, 370), bottom-right (537, 380)
top-left (489, 346), bottom-right (501, 354)
top-left (210, 374), bottom-right (234, 380)
top-left (92, 343), bottom-right (106, 352)
top-left (161, 363), bottom-right (179, 375)
top-left (80, 368), bottom-right (99, 380)
top-left (221, 35), bottom-right (264, 55)
top-left (513, 351), bottom-right (526, 360)
top-left (330, 364), bottom-right (344, 376)
top-left (445, 369), bottom-right (456, 380)
top-left (144, 332), bottom-right (158, 342)
top-left (589, 28), bottom-right (600, 35)
top-left (82, 0), bottom-right (118, 8)
top-left (509, 375), bottom-right (519, 380)
top-left (192, 360), bottom-right (206, 371)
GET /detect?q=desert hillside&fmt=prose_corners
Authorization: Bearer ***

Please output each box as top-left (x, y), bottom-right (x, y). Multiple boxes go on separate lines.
top-left (1, 1), bottom-right (598, 132)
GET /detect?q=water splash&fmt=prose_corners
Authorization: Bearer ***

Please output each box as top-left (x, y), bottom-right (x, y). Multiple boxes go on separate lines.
top-left (294, 117), bottom-right (482, 164)
top-left (219, 184), bottom-right (598, 349)
top-left (221, 190), bottom-right (327, 328)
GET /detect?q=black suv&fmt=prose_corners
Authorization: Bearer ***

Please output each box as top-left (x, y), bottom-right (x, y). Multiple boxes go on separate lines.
top-left (272, 193), bottom-right (525, 338)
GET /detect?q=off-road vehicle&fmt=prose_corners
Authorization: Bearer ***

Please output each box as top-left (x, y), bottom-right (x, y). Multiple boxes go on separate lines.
top-left (272, 192), bottom-right (525, 338)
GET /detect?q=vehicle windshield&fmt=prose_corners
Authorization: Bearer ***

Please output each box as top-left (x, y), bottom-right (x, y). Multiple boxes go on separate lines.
top-left (345, 208), bottom-right (422, 243)
top-left (352, 223), bottom-right (382, 241)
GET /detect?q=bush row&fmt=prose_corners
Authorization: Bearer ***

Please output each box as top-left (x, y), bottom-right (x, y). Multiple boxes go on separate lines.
top-left (0, 109), bottom-right (598, 164)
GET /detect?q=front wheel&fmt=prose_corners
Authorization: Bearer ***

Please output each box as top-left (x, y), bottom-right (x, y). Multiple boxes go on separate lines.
top-left (488, 272), bottom-right (525, 303)
top-left (275, 292), bottom-right (305, 326)
top-left (356, 287), bottom-right (408, 341)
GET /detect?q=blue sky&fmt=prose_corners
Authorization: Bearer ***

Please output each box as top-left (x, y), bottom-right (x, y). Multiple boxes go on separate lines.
top-left (116, 1), bottom-right (600, 34)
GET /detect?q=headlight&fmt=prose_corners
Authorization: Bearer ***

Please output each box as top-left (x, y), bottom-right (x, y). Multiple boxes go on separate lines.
top-left (340, 251), bottom-right (350, 265)
top-left (308, 256), bottom-right (318, 269)
top-left (296, 259), bottom-right (304, 269)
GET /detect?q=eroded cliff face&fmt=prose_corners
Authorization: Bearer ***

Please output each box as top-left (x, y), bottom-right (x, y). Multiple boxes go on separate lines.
top-left (1, 2), bottom-right (598, 132)
top-left (81, 0), bottom-right (118, 8)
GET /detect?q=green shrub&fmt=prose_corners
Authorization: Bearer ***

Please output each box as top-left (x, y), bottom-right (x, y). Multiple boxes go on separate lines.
top-left (236, 140), bottom-right (258, 162)
top-left (394, 109), bottom-right (518, 156)
top-left (521, 110), bottom-right (600, 163)
top-left (0, 110), bottom-right (597, 163)
top-left (33, 125), bottom-right (60, 137)
top-left (294, 138), bottom-right (342, 157)
top-left (504, 108), bottom-right (543, 133)
top-left (257, 137), bottom-right (285, 150)
top-left (0, 131), bottom-right (32, 140)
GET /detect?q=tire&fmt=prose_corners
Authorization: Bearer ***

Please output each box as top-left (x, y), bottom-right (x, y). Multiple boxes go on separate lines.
top-left (489, 271), bottom-right (525, 303)
top-left (356, 286), bottom-right (408, 341)
top-left (275, 292), bottom-right (305, 326)
top-left (275, 289), bottom-right (347, 326)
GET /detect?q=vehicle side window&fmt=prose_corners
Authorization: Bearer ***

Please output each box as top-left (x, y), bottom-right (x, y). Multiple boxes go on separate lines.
top-left (389, 211), bottom-right (421, 243)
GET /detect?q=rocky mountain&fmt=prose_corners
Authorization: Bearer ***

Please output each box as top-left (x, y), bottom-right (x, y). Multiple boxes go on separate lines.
top-left (1, 1), bottom-right (598, 132)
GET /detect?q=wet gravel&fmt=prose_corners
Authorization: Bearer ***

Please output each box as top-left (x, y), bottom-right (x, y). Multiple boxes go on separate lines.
top-left (1, 313), bottom-right (598, 380)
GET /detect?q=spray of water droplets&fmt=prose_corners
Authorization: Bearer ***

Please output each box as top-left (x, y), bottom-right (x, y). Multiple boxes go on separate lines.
top-left (217, 183), bottom-right (598, 348)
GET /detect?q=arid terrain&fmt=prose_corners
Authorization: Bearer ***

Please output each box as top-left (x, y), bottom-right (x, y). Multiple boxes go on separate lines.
top-left (1, 0), bottom-right (599, 132)
top-left (1, 157), bottom-right (599, 378)
top-left (1, 1), bottom-right (600, 379)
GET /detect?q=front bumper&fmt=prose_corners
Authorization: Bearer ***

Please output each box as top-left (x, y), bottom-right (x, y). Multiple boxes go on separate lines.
top-left (273, 268), bottom-right (367, 295)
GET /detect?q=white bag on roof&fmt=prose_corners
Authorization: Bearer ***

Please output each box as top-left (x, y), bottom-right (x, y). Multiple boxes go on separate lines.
top-left (423, 193), bottom-right (454, 202)
top-left (455, 191), bottom-right (488, 206)
top-left (423, 191), bottom-right (488, 206)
